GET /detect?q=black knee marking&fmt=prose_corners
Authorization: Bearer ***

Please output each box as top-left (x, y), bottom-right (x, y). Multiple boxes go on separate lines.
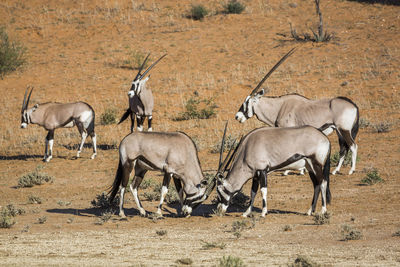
top-left (148, 116), bottom-right (152, 129)
top-left (162, 173), bottom-right (172, 187)
top-left (46, 130), bottom-right (54, 140)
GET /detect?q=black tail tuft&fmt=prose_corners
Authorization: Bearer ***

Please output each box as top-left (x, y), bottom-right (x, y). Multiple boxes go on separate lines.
top-left (109, 160), bottom-right (123, 203)
top-left (118, 109), bottom-right (131, 125)
top-left (324, 147), bottom-right (332, 204)
top-left (351, 106), bottom-right (360, 141)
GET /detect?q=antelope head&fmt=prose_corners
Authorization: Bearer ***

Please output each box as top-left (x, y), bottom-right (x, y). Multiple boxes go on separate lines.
top-left (235, 48), bottom-right (296, 123)
top-left (20, 86), bottom-right (36, 129)
top-left (128, 53), bottom-right (167, 98)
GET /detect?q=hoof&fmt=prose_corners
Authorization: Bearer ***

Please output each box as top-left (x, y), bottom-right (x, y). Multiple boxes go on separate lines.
top-left (119, 212), bottom-right (126, 218)
top-left (348, 170), bottom-right (354, 175)
top-left (90, 153), bottom-right (97, 160)
top-left (45, 156), bottom-right (52, 162)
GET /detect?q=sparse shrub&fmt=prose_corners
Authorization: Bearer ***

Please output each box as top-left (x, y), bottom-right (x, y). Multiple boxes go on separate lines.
top-left (361, 168), bottom-right (384, 185)
top-left (392, 230), bottom-right (400, 237)
top-left (91, 192), bottom-right (119, 210)
top-left (190, 5), bottom-right (208, 20)
top-left (359, 117), bottom-right (371, 129)
top-left (211, 134), bottom-right (238, 153)
top-left (201, 240), bottom-right (226, 250)
top-left (143, 191), bottom-right (159, 202)
top-left (18, 165), bottom-right (54, 188)
top-left (288, 0), bottom-right (333, 43)
top-left (37, 216), bottom-right (47, 224)
top-left (313, 212), bottom-right (331, 225)
top-left (218, 255), bottom-right (245, 267)
top-left (231, 219), bottom-right (249, 238)
top-left (100, 108), bottom-right (117, 125)
top-left (0, 205), bottom-right (21, 228)
top-left (28, 195), bottom-right (42, 204)
top-left (223, 0), bottom-right (246, 14)
top-left (156, 229), bottom-right (167, 236)
top-left (176, 257), bottom-right (193, 265)
top-left (57, 200), bottom-right (71, 206)
top-left (290, 255), bottom-right (320, 267)
top-left (95, 210), bottom-right (113, 225)
top-left (341, 224), bottom-right (362, 241)
top-left (283, 225), bottom-right (293, 232)
top-left (174, 94), bottom-right (217, 121)
top-left (139, 178), bottom-right (154, 189)
top-left (0, 26), bottom-right (26, 78)
top-left (373, 122), bottom-right (392, 133)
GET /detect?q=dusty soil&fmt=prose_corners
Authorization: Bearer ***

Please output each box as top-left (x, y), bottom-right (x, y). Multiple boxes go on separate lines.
top-left (0, 0), bottom-right (399, 266)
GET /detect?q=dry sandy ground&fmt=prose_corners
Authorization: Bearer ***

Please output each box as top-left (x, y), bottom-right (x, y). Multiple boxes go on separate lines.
top-left (0, 0), bottom-right (399, 266)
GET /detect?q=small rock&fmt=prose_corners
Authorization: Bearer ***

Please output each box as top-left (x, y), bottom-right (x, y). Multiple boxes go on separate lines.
top-left (341, 81), bottom-right (348, 86)
top-left (289, 3), bottom-right (298, 8)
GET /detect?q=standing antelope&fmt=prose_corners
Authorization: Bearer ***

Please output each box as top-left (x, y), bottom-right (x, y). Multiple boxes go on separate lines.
top-left (215, 126), bottom-right (332, 217)
top-left (119, 54), bottom-right (167, 132)
top-left (20, 87), bottom-right (97, 162)
top-left (235, 49), bottom-right (359, 175)
top-left (109, 131), bottom-right (215, 218)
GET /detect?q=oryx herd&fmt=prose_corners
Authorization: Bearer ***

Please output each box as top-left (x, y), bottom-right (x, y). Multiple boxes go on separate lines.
top-left (20, 48), bottom-right (360, 219)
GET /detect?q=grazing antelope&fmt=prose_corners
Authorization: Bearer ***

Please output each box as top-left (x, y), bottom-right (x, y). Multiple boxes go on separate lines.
top-left (235, 48), bottom-right (359, 175)
top-left (20, 87), bottom-right (97, 162)
top-left (119, 54), bottom-right (167, 132)
top-left (215, 125), bottom-right (332, 217)
top-left (109, 130), bottom-right (216, 218)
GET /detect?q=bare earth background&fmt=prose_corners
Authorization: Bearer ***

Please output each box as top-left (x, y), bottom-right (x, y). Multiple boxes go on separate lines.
top-left (0, 0), bottom-right (399, 266)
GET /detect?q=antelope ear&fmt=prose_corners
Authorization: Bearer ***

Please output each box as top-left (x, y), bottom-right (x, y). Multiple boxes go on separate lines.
top-left (143, 76), bottom-right (150, 82)
top-left (256, 88), bottom-right (265, 97)
top-left (200, 179), bottom-right (208, 186)
top-left (33, 104), bottom-right (39, 110)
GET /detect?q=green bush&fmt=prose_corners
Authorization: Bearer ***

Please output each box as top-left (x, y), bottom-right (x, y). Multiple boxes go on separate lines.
top-left (28, 195), bottom-right (42, 204)
top-left (190, 5), bottom-right (208, 20)
top-left (100, 108), bottom-right (117, 125)
top-left (361, 168), bottom-right (384, 185)
top-left (174, 94), bottom-right (217, 121)
top-left (313, 212), bottom-right (331, 225)
top-left (0, 204), bottom-right (25, 228)
top-left (341, 224), bottom-right (362, 241)
top-left (330, 151), bottom-right (358, 166)
top-left (18, 166), bottom-right (53, 188)
top-left (218, 255), bottom-right (245, 267)
top-left (290, 255), bottom-right (320, 267)
top-left (0, 26), bottom-right (26, 78)
top-left (223, 0), bottom-right (246, 14)
top-left (91, 192), bottom-right (119, 210)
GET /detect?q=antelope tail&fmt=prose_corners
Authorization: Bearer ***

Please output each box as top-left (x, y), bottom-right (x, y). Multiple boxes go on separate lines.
top-left (118, 109), bottom-right (132, 124)
top-left (324, 147), bottom-right (331, 204)
top-left (351, 106), bottom-right (360, 141)
top-left (109, 160), bottom-right (124, 203)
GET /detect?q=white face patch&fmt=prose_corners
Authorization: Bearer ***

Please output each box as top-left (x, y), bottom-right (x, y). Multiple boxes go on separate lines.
top-left (235, 111), bottom-right (246, 123)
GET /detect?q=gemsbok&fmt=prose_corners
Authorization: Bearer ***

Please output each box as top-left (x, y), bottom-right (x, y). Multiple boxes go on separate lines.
top-left (109, 130), bottom-right (221, 218)
top-left (20, 86), bottom-right (97, 162)
top-left (235, 48), bottom-right (359, 175)
top-left (215, 125), bottom-right (332, 217)
top-left (119, 54), bottom-right (167, 132)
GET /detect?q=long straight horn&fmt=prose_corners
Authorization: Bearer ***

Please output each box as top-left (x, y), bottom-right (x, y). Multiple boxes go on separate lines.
top-left (139, 54), bottom-right (167, 80)
top-left (22, 87), bottom-right (29, 112)
top-left (26, 87), bottom-right (34, 109)
top-left (134, 53), bottom-right (151, 81)
top-left (250, 47), bottom-right (297, 96)
top-left (218, 121), bottom-right (228, 170)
